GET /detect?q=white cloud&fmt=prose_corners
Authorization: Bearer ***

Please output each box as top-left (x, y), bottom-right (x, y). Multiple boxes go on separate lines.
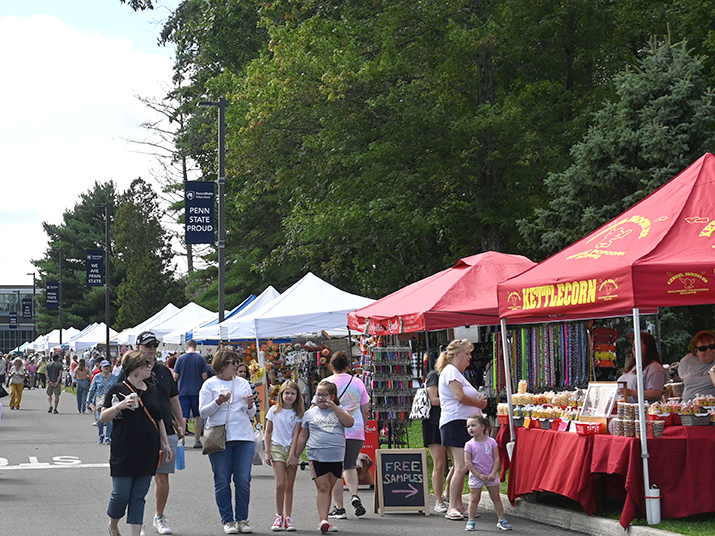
top-left (0, 14), bottom-right (174, 283)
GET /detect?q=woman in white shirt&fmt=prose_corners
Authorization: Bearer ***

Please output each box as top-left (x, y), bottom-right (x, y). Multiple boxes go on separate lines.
top-left (617, 332), bottom-right (668, 403)
top-left (437, 339), bottom-right (486, 521)
top-left (199, 350), bottom-right (256, 534)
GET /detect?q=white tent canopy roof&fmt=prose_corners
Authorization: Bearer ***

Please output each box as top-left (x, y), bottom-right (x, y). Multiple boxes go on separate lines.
top-left (150, 302), bottom-right (215, 340)
top-left (66, 322), bottom-right (118, 353)
top-left (36, 327), bottom-right (81, 351)
top-left (114, 303), bottom-right (180, 346)
top-left (223, 273), bottom-right (374, 340)
top-left (192, 286), bottom-right (281, 342)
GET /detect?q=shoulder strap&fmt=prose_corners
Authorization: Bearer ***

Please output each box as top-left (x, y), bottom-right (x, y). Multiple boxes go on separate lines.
top-left (124, 381), bottom-right (159, 430)
top-left (339, 374), bottom-right (354, 399)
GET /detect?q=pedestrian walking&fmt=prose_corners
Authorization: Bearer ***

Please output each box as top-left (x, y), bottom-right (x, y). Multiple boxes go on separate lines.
top-left (103, 350), bottom-right (172, 536)
top-left (199, 349), bottom-right (256, 534)
top-left (8, 358), bottom-right (28, 409)
top-left (172, 339), bottom-right (208, 449)
top-left (266, 380), bottom-right (305, 531)
top-left (87, 360), bottom-right (119, 444)
top-left (46, 354), bottom-right (64, 414)
top-left (292, 380), bottom-right (354, 533)
top-left (75, 358), bottom-right (91, 413)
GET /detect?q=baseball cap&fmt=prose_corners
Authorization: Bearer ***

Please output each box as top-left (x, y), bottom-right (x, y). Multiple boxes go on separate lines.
top-left (136, 331), bottom-right (158, 346)
top-left (100, 360), bottom-right (111, 367)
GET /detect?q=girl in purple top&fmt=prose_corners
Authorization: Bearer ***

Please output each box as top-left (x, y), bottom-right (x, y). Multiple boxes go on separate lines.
top-left (464, 415), bottom-right (511, 531)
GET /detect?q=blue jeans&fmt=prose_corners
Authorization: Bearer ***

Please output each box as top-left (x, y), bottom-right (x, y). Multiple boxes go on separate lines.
top-left (96, 409), bottom-right (113, 440)
top-left (208, 440), bottom-right (254, 524)
top-left (76, 379), bottom-right (89, 413)
top-left (107, 474), bottom-right (153, 525)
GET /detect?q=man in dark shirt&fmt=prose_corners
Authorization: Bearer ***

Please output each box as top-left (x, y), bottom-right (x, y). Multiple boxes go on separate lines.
top-left (132, 331), bottom-right (185, 535)
top-left (46, 354), bottom-right (64, 414)
top-left (173, 339), bottom-right (208, 449)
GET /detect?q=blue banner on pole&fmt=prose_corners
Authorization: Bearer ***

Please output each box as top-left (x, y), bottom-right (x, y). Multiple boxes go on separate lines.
top-left (46, 281), bottom-right (59, 309)
top-left (9, 312), bottom-right (18, 329)
top-left (22, 298), bottom-right (32, 319)
top-left (185, 181), bottom-right (216, 245)
top-left (86, 249), bottom-right (105, 287)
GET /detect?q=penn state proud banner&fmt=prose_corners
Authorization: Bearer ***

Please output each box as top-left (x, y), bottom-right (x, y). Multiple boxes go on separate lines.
top-left (185, 181), bottom-right (215, 245)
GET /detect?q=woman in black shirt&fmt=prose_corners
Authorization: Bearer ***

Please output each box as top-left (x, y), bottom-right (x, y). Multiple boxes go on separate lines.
top-left (102, 350), bottom-right (171, 536)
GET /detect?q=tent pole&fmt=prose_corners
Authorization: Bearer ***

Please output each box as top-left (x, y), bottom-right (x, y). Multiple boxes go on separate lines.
top-left (500, 318), bottom-right (516, 459)
top-left (632, 309), bottom-right (653, 523)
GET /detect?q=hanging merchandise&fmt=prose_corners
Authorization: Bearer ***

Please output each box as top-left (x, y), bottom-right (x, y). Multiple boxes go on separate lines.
top-left (368, 346), bottom-right (414, 447)
top-left (492, 321), bottom-right (591, 395)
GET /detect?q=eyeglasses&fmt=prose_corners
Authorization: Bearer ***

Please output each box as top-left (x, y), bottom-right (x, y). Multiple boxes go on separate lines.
top-left (315, 393), bottom-right (330, 398)
top-left (144, 342), bottom-right (160, 348)
top-left (226, 360), bottom-right (238, 365)
top-left (696, 343), bottom-right (715, 352)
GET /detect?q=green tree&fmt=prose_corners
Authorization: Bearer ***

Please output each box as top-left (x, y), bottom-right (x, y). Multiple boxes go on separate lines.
top-left (519, 39), bottom-right (715, 258)
top-left (32, 182), bottom-right (123, 334)
top-left (113, 178), bottom-right (187, 329)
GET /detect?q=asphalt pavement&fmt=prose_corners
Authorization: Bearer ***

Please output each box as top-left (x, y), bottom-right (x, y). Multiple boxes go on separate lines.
top-left (1, 386), bottom-right (608, 536)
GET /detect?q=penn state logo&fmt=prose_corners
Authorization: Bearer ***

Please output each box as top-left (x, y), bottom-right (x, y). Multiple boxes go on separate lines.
top-left (186, 191), bottom-right (195, 200)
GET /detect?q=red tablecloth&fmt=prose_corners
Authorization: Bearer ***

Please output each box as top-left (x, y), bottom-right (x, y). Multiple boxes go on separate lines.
top-left (498, 425), bottom-right (715, 528)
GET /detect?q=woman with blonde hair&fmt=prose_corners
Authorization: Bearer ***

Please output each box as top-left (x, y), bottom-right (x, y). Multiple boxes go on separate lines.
top-left (437, 339), bottom-right (487, 521)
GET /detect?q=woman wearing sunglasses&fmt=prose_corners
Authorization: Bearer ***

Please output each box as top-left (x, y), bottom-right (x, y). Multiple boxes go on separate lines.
top-left (617, 332), bottom-right (668, 403)
top-left (679, 330), bottom-right (715, 401)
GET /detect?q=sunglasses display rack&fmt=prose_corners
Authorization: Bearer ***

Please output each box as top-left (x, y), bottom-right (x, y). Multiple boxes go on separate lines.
top-left (366, 346), bottom-right (415, 447)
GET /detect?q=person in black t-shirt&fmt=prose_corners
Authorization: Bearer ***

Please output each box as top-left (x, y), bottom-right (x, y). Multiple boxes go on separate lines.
top-left (103, 350), bottom-right (172, 536)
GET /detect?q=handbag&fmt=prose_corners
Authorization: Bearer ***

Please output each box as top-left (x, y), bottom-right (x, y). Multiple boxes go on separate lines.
top-left (252, 422), bottom-right (264, 465)
top-left (409, 385), bottom-right (432, 420)
top-left (0, 385), bottom-right (8, 398)
top-left (203, 378), bottom-right (234, 455)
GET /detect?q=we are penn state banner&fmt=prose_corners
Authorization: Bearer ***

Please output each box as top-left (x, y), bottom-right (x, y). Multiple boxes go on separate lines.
top-left (86, 249), bottom-right (104, 287)
top-left (185, 181), bottom-right (216, 245)
top-left (22, 298), bottom-right (33, 319)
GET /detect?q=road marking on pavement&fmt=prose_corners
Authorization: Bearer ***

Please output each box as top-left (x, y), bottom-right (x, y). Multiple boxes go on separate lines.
top-left (0, 456), bottom-right (109, 470)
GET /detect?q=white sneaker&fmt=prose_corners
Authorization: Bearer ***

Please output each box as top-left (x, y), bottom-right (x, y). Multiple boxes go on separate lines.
top-left (237, 520), bottom-right (253, 533)
top-left (153, 515), bottom-right (172, 535)
top-left (224, 522), bottom-right (239, 534)
top-left (434, 502), bottom-right (448, 513)
top-left (139, 525), bottom-right (146, 536)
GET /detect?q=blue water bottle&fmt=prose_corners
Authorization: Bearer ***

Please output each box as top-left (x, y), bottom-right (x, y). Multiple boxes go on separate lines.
top-left (176, 439), bottom-right (185, 470)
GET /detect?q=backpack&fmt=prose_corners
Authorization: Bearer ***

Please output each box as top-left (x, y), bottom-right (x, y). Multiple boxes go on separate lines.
top-left (409, 386), bottom-right (432, 420)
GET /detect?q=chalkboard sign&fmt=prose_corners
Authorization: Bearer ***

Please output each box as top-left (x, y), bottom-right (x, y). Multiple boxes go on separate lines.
top-left (375, 449), bottom-right (430, 516)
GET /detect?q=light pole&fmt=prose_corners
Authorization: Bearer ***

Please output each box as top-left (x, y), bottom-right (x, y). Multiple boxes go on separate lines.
top-left (198, 97), bottom-right (226, 323)
top-left (51, 247), bottom-right (63, 349)
top-left (26, 272), bottom-right (36, 341)
top-left (94, 202), bottom-right (112, 359)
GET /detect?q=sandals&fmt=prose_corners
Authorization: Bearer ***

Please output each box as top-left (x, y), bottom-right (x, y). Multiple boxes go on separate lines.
top-left (445, 511), bottom-right (464, 520)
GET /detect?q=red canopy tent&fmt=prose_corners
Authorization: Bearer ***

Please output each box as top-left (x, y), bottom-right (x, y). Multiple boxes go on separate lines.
top-left (347, 251), bottom-right (535, 335)
top-left (498, 153), bottom-right (715, 322)
top-left (496, 152), bottom-right (715, 525)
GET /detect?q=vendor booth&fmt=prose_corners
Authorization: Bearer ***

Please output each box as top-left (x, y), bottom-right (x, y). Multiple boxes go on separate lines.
top-left (496, 153), bottom-right (715, 526)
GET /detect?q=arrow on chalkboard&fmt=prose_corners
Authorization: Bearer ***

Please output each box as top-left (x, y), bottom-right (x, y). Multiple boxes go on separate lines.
top-left (392, 483), bottom-right (419, 498)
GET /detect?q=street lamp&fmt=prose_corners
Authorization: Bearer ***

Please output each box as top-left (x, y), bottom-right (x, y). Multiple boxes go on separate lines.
top-left (14, 289), bottom-right (20, 351)
top-left (26, 272), bottom-right (36, 341)
top-left (51, 247), bottom-right (63, 348)
top-left (198, 97), bottom-right (226, 323)
top-left (94, 202), bottom-right (112, 359)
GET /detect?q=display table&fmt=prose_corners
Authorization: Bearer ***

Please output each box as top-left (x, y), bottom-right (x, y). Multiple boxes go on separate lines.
top-left (497, 425), bottom-right (715, 528)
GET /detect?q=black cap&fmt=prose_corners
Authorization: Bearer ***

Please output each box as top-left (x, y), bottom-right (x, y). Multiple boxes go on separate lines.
top-left (136, 331), bottom-right (159, 346)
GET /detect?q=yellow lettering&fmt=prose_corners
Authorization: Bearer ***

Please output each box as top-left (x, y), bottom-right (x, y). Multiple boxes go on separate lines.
top-left (564, 282), bottom-right (572, 306)
top-left (556, 284), bottom-right (565, 307)
top-left (588, 279), bottom-right (596, 302)
top-left (578, 280), bottom-right (588, 305)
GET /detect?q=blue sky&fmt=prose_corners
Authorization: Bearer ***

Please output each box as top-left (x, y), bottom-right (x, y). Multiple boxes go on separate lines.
top-left (0, 0), bottom-right (185, 286)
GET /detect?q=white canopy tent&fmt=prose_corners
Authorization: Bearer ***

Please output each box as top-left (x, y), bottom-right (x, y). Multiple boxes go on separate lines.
top-left (113, 303), bottom-right (179, 346)
top-left (65, 322), bottom-right (119, 353)
top-left (224, 273), bottom-right (374, 340)
top-left (150, 302), bottom-right (214, 341)
top-left (192, 286), bottom-right (281, 342)
top-left (36, 327), bottom-right (81, 352)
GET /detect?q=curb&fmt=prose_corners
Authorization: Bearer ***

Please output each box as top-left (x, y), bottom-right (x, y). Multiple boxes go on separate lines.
top-left (474, 493), bottom-right (682, 536)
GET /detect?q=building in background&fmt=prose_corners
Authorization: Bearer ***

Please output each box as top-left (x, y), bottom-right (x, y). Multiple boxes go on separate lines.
top-left (0, 285), bottom-right (34, 354)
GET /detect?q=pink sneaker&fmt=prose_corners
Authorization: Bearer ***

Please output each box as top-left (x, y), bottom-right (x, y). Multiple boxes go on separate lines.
top-left (284, 516), bottom-right (296, 531)
top-left (319, 520), bottom-right (338, 533)
top-left (271, 514), bottom-right (284, 531)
